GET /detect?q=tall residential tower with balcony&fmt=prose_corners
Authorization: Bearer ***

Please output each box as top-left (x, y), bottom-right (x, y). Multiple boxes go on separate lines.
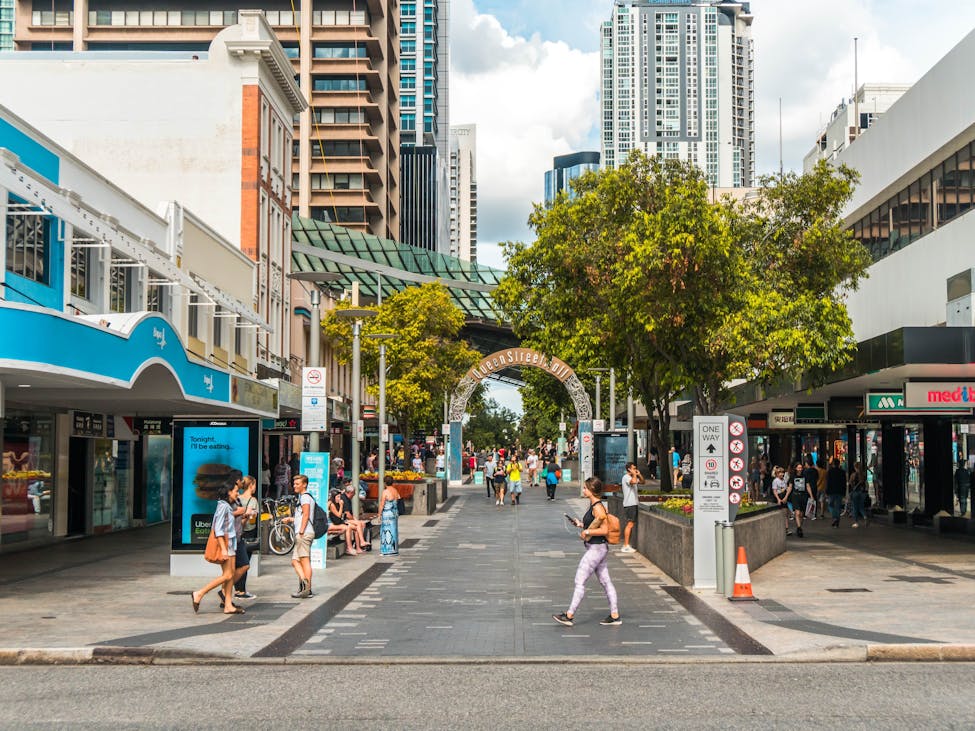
top-left (601, 0), bottom-right (754, 187)
top-left (448, 123), bottom-right (476, 262)
top-left (0, 0), bottom-right (13, 50)
top-left (12, 0), bottom-right (400, 240)
top-left (398, 0), bottom-right (449, 254)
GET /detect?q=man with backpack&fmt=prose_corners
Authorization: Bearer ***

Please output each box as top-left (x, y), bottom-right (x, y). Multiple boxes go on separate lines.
top-left (283, 473), bottom-right (320, 598)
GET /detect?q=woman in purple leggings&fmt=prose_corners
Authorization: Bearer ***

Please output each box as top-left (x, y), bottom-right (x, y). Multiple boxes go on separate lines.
top-left (553, 477), bottom-right (621, 627)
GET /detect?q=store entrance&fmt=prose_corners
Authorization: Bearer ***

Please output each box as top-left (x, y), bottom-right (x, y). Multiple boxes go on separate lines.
top-left (67, 437), bottom-right (89, 535)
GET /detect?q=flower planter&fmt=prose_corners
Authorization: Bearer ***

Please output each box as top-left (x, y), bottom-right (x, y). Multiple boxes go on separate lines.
top-left (606, 495), bottom-right (786, 586)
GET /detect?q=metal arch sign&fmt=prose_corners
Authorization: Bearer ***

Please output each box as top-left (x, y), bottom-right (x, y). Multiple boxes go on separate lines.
top-left (446, 348), bottom-right (594, 487)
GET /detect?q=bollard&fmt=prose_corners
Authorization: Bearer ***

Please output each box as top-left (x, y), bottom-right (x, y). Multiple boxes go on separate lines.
top-left (722, 521), bottom-right (736, 598)
top-left (714, 521), bottom-right (725, 595)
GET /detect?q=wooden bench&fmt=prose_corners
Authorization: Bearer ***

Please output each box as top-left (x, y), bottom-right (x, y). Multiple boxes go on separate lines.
top-left (325, 518), bottom-right (378, 560)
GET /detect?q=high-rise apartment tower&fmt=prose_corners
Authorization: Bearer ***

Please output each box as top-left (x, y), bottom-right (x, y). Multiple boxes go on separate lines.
top-left (448, 124), bottom-right (476, 262)
top-left (601, 0), bottom-right (754, 187)
top-left (12, 1), bottom-right (400, 239)
top-left (399, 0), bottom-right (449, 253)
top-left (0, 0), bottom-right (13, 51)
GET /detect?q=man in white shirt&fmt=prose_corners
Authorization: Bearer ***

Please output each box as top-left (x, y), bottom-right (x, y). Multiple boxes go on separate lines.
top-left (620, 462), bottom-right (643, 553)
top-left (283, 474), bottom-right (316, 598)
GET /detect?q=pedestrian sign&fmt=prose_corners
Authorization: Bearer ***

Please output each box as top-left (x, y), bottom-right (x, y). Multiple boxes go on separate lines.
top-left (729, 492), bottom-right (741, 505)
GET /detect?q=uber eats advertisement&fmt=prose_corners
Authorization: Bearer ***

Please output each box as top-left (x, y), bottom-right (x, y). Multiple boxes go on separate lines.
top-left (171, 420), bottom-right (260, 551)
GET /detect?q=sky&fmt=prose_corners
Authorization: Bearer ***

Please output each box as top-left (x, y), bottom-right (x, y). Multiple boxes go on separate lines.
top-left (449, 0), bottom-right (975, 415)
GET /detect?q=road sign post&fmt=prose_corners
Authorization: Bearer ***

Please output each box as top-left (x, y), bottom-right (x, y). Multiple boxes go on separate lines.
top-left (693, 414), bottom-right (748, 590)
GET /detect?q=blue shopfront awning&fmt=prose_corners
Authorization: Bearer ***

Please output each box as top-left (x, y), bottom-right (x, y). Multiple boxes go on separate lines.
top-left (0, 303), bottom-right (276, 418)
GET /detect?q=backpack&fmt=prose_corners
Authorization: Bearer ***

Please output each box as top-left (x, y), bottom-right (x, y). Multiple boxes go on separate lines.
top-left (309, 496), bottom-right (329, 539)
top-left (555, 469), bottom-right (562, 480)
top-left (605, 512), bottom-right (621, 545)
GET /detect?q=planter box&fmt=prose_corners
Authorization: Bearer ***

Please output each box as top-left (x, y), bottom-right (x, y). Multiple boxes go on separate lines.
top-left (606, 496), bottom-right (786, 586)
top-left (409, 479), bottom-right (439, 516)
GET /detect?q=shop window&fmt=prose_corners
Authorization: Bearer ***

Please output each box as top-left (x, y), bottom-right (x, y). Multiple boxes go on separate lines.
top-left (5, 203), bottom-right (49, 284)
top-left (2, 413), bottom-right (55, 546)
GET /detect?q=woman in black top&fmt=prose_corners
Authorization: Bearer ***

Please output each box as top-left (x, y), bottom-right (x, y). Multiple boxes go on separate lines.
top-left (553, 477), bottom-right (621, 627)
top-left (825, 458), bottom-right (847, 527)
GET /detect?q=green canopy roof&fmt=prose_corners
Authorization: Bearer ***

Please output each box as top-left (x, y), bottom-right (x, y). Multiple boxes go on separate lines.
top-left (291, 215), bottom-right (504, 323)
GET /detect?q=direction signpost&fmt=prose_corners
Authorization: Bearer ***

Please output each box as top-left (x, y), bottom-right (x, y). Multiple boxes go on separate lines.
top-left (693, 414), bottom-right (748, 590)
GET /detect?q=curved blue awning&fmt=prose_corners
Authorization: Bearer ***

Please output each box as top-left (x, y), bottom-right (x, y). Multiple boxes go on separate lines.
top-left (0, 303), bottom-right (274, 417)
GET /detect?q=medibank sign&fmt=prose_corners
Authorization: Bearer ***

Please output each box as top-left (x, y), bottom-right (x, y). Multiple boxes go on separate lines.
top-left (904, 382), bottom-right (975, 412)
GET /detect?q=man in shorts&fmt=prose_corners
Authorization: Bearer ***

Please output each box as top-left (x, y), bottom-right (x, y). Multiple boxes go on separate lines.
top-left (284, 474), bottom-right (315, 598)
top-left (620, 462), bottom-right (643, 553)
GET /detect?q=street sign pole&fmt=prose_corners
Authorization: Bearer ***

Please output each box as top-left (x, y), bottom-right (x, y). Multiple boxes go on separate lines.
top-left (693, 414), bottom-right (749, 589)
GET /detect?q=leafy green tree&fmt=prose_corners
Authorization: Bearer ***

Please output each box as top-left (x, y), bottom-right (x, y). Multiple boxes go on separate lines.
top-left (464, 398), bottom-right (520, 450)
top-left (496, 152), bottom-right (871, 490)
top-left (322, 283), bottom-right (482, 442)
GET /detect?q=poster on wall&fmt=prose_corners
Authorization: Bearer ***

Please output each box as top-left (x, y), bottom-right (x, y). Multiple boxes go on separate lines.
top-left (171, 420), bottom-right (260, 551)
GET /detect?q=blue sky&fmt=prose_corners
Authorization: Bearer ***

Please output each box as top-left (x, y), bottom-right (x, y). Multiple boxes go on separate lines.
top-left (452, 1), bottom-right (975, 415)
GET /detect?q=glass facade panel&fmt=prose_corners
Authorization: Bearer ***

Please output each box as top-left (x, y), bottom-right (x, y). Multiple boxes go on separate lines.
top-left (2, 412), bottom-right (55, 547)
top-left (91, 439), bottom-right (132, 533)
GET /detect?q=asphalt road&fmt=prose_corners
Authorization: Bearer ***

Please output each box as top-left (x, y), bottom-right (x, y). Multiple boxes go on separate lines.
top-left (1, 663), bottom-right (971, 729)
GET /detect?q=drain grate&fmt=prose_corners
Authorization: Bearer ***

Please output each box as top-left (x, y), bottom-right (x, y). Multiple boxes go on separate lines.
top-left (423, 519), bottom-right (439, 527)
top-left (400, 538), bottom-right (420, 549)
top-left (827, 588), bottom-right (872, 593)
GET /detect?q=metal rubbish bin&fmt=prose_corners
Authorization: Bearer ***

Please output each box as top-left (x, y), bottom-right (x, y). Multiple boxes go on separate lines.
top-left (714, 521), bottom-right (736, 597)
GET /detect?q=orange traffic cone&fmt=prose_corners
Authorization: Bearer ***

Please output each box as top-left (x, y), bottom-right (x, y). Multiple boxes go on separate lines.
top-left (729, 546), bottom-right (759, 602)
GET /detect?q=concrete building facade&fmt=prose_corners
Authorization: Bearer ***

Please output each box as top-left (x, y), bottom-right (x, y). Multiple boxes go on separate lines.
top-left (727, 28), bottom-right (975, 520)
top-left (803, 83), bottom-right (909, 173)
top-left (12, 1), bottom-right (400, 241)
top-left (0, 11), bottom-right (305, 380)
top-left (448, 124), bottom-right (476, 262)
top-left (601, 0), bottom-right (754, 187)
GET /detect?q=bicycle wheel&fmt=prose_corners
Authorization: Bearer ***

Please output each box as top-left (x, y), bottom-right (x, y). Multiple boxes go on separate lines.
top-left (267, 523), bottom-right (295, 555)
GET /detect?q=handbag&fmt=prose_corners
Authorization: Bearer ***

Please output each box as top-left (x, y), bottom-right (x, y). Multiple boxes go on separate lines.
top-left (397, 497), bottom-right (407, 515)
top-left (203, 530), bottom-right (224, 564)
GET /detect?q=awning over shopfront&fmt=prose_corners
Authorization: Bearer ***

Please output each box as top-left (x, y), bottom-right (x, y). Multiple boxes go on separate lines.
top-left (0, 303), bottom-right (277, 418)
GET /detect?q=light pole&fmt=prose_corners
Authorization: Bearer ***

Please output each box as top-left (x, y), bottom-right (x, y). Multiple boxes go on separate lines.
top-left (365, 333), bottom-right (398, 496)
top-left (335, 307), bottom-right (377, 518)
top-left (288, 271), bottom-right (342, 453)
top-left (590, 368), bottom-right (610, 426)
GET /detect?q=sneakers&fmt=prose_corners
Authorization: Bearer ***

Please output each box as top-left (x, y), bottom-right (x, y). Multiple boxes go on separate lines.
top-left (786, 529), bottom-right (793, 536)
top-left (851, 522), bottom-right (859, 528)
top-left (553, 612), bottom-right (574, 627)
top-left (599, 614), bottom-right (623, 626)
top-left (796, 527), bottom-right (804, 538)
top-left (235, 591), bottom-right (257, 600)
top-left (831, 519), bottom-right (839, 527)
top-left (620, 545), bottom-right (636, 553)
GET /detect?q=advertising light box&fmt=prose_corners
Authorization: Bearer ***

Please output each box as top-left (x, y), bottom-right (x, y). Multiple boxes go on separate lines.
top-left (171, 419), bottom-right (260, 551)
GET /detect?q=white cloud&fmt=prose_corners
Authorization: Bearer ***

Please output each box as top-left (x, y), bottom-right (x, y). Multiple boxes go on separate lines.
top-left (450, 0), bottom-right (600, 259)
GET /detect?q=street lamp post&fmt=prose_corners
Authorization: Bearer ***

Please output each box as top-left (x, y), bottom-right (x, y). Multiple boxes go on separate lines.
top-left (590, 368), bottom-right (610, 425)
top-left (335, 308), bottom-right (377, 518)
top-left (288, 271), bottom-right (342, 453)
top-left (365, 333), bottom-right (398, 494)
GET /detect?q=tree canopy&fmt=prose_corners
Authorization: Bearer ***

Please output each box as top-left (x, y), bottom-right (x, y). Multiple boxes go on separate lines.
top-left (321, 282), bottom-right (482, 440)
top-left (495, 152), bottom-right (870, 488)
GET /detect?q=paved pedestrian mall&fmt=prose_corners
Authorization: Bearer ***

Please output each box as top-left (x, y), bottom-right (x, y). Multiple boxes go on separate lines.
top-left (283, 488), bottom-right (739, 658)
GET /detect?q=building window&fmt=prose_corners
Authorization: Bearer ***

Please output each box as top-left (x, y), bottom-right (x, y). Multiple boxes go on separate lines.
top-left (5, 204), bottom-right (48, 284)
top-left (314, 108), bottom-right (365, 124)
top-left (70, 247), bottom-right (91, 300)
top-left (188, 293), bottom-right (200, 338)
top-left (312, 77), bottom-right (367, 92)
top-left (146, 280), bottom-right (167, 314)
top-left (213, 307), bottom-right (223, 348)
top-left (109, 266), bottom-right (130, 313)
top-left (313, 43), bottom-right (366, 58)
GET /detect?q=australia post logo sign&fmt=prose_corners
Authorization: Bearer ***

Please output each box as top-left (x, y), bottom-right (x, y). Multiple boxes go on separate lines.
top-left (903, 382), bottom-right (975, 412)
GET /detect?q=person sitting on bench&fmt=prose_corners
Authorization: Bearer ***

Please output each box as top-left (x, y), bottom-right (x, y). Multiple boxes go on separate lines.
top-left (339, 482), bottom-right (373, 552)
top-left (328, 490), bottom-right (358, 555)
